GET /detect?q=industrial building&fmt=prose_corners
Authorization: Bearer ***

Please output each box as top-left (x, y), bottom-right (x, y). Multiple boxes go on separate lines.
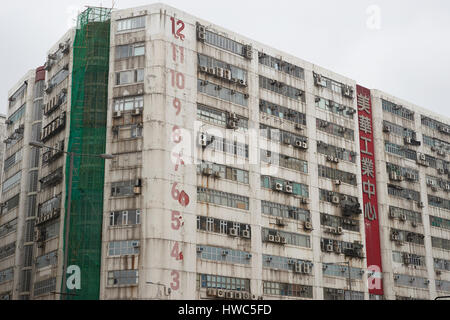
top-left (0, 3), bottom-right (449, 300)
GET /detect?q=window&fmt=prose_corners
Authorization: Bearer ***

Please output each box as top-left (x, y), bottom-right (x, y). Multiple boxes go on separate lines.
top-left (108, 241), bottom-right (140, 256)
top-left (2, 171), bottom-right (22, 193)
top-left (263, 282), bottom-right (313, 298)
top-left (387, 185), bottom-right (420, 202)
top-left (434, 258), bottom-right (450, 271)
top-left (114, 96), bottom-right (144, 112)
top-left (316, 118), bottom-right (355, 141)
top-left (111, 180), bottom-right (140, 197)
top-left (436, 280), bottom-right (450, 293)
top-left (319, 189), bottom-right (359, 204)
top-left (204, 31), bottom-right (246, 57)
top-left (48, 68), bottom-right (69, 88)
top-left (0, 242), bottom-right (16, 260)
top-left (393, 274), bottom-right (429, 289)
top-left (432, 237), bottom-right (450, 251)
top-left (259, 76), bottom-right (304, 101)
top-left (197, 246), bottom-right (251, 265)
top-left (108, 270), bottom-right (139, 286)
top-left (323, 288), bottom-right (364, 300)
top-left (321, 238), bottom-right (364, 259)
top-left (197, 104), bottom-right (248, 131)
top-left (430, 216), bottom-right (450, 230)
top-left (422, 115), bottom-right (450, 134)
top-left (33, 278), bottom-right (56, 297)
top-left (391, 229), bottom-right (425, 245)
top-left (260, 150), bottom-right (308, 173)
top-left (259, 99), bottom-right (306, 125)
top-left (261, 201), bottom-right (310, 222)
top-left (198, 79), bottom-right (248, 107)
top-left (389, 207), bottom-right (422, 224)
top-left (321, 213), bottom-right (359, 232)
top-left (197, 162), bottom-right (249, 184)
top-left (0, 218), bottom-right (18, 238)
top-left (315, 97), bottom-right (356, 119)
top-left (383, 120), bottom-right (416, 138)
top-left (258, 53), bottom-right (304, 79)
top-left (197, 274), bottom-right (250, 291)
top-left (9, 83), bottom-right (27, 109)
top-left (261, 176), bottom-right (309, 198)
top-left (199, 133), bottom-right (249, 159)
top-left (197, 188), bottom-right (249, 210)
top-left (262, 255), bottom-right (312, 272)
top-left (116, 69), bottom-right (144, 85)
top-left (35, 251), bottom-right (58, 269)
top-left (117, 16), bottom-right (145, 32)
top-left (116, 43), bottom-right (145, 59)
top-left (384, 142), bottom-right (417, 160)
top-left (260, 124), bottom-right (308, 146)
top-left (318, 165), bottom-right (357, 186)
top-left (382, 99), bottom-right (414, 121)
top-left (386, 163), bottom-right (419, 183)
top-left (39, 167), bottom-right (63, 189)
top-left (0, 268), bottom-right (14, 284)
top-left (4, 150), bottom-right (23, 172)
top-left (322, 264), bottom-right (364, 280)
top-left (39, 194), bottom-right (62, 218)
top-left (197, 216), bottom-right (251, 237)
top-left (317, 141), bottom-right (357, 163)
top-left (7, 104), bottom-right (26, 126)
top-left (262, 228), bottom-right (311, 248)
top-left (1, 194), bottom-right (20, 216)
top-left (110, 210), bottom-right (141, 226)
top-left (198, 54), bottom-right (247, 82)
top-left (392, 251), bottom-right (425, 267)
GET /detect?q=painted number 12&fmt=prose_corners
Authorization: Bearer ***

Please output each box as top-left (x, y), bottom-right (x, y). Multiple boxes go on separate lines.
top-left (170, 17), bottom-right (185, 41)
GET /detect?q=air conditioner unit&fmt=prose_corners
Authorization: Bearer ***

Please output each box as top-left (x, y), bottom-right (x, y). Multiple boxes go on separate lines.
top-left (217, 290), bottom-right (225, 298)
top-left (199, 134), bottom-right (208, 147)
top-left (207, 288), bottom-right (217, 297)
top-left (276, 218), bottom-right (287, 227)
top-left (113, 111), bottom-right (122, 118)
top-left (133, 186), bottom-right (142, 195)
top-left (274, 183), bottom-right (284, 192)
top-left (216, 67), bottom-right (224, 78)
top-left (227, 120), bottom-right (238, 130)
top-left (302, 263), bottom-right (312, 274)
top-left (285, 184), bottom-right (293, 194)
top-left (197, 27), bottom-right (206, 41)
top-left (242, 230), bottom-right (251, 239)
top-left (304, 222), bottom-right (313, 231)
top-left (268, 235), bottom-right (275, 243)
top-left (222, 250), bottom-right (230, 256)
top-left (294, 262), bottom-right (302, 273)
top-left (404, 137), bottom-right (412, 145)
top-left (419, 154), bottom-right (426, 162)
top-left (239, 79), bottom-right (248, 87)
top-left (207, 67), bottom-right (216, 76)
top-left (234, 292), bottom-right (243, 300)
top-left (199, 66), bottom-right (208, 73)
top-left (337, 227), bottom-right (343, 235)
top-left (280, 237), bottom-right (287, 244)
top-left (132, 108), bottom-right (142, 116)
top-left (438, 168), bottom-right (445, 175)
top-left (226, 291), bottom-right (235, 299)
top-left (229, 228), bottom-right (238, 237)
top-left (391, 233), bottom-right (399, 241)
top-left (418, 202), bottom-right (425, 208)
top-left (244, 45), bottom-right (253, 59)
top-left (131, 241), bottom-right (140, 248)
top-left (335, 180), bottom-right (342, 186)
top-left (224, 69), bottom-right (232, 80)
top-left (389, 210), bottom-right (396, 219)
top-left (400, 213), bottom-right (407, 222)
top-left (197, 247), bottom-right (204, 254)
top-left (202, 168), bottom-right (213, 176)
top-left (326, 244), bottom-right (333, 252)
top-left (274, 235), bottom-right (281, 243)
top-left (332, 196), bottom-right (340, 205)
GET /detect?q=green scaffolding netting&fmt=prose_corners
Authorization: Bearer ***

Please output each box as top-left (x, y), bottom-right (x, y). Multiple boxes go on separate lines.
top-left (62, 7), bottom-right (111, 300)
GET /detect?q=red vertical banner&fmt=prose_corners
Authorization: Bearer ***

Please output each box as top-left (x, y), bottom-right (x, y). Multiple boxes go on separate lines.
top-left (356, 85), bottom-right (384, 296)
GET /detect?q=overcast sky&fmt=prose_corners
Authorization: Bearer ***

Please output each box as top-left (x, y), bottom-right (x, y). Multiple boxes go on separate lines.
top-left (1, 0), bottom-right (449, 118)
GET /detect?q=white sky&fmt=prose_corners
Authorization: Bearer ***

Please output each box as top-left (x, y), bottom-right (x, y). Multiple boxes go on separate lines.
top-left (1, 0), bottom-right (449, 118)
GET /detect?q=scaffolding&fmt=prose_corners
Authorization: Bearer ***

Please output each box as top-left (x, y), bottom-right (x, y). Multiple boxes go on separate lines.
top-left (62, 7), bottom-right (111, 300)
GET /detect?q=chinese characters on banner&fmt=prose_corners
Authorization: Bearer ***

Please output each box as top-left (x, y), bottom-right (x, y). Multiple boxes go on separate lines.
top-left (357, 85), bottom-right (384, 296)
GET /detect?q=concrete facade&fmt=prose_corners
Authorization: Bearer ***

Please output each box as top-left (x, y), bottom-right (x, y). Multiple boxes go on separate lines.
top-left (0, 3), bottom-right (449, 300)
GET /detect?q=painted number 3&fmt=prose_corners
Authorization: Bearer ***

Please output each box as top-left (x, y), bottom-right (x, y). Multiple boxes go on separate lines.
top-left (170, 17), bottom-right (185, 41)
